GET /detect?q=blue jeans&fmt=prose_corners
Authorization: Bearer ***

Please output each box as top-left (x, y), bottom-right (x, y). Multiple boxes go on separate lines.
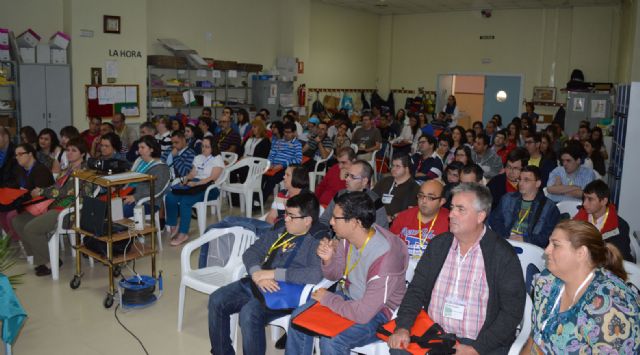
top-left (165, 188), bottom-right (220, 234)
top-left (198, 216), bottom-right (273, 268)
top-left (123, 202), bottom-right (157, 218)
top-left (208, 278), bottom-right (289, 355)
top-left (285, 294), bottom-right (389, 355)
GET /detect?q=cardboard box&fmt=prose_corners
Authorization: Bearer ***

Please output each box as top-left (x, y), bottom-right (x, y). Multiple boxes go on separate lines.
top-left (36, 44), bottom-right (50, 63)
top-left (16, 29), bottom-right (40, 48)
top-left (50, 48), bottom-right (67, 64)
top-left (0, 44), bottom-right (9, 61)
top-left (0, 115), bottom-right (15, 127)
top-left (0, 28), bottom-right (8, 46)
top-left (49, 31), bottom-right (70, 49)
top-left (19, 47), bottom-right (35, 63)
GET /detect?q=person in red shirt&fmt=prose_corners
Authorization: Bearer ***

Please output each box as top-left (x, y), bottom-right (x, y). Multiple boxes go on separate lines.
top-left (80, 116), bottom-right (102, 152)
top-left (486, 147), bottom-right (529, 211)
top-left (314, 147), bottom-right (355, 207)
top-left (390, 180), bottom-right (449, 258)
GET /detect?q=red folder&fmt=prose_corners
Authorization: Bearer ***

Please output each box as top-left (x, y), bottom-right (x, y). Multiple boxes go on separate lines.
top-left (291, 302), bottom-right (355, 337)
top-left (0, 188), bottom-right (29, 205)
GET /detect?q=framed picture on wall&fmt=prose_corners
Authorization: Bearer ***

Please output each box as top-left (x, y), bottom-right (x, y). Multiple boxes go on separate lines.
top-left (91, 67), bottom-right (102, 85)
top-left (533, 87), bottom-right (556, 103)
top-left (103, 15), bottom-right (121, 34)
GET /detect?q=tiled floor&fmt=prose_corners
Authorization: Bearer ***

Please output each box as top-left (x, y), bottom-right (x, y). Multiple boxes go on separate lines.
top-left (7, 201), bottom-right (285, 355)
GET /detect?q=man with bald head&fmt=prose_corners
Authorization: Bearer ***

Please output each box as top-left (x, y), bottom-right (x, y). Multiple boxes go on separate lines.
top-left (390, 180), bottom-right (450, 258)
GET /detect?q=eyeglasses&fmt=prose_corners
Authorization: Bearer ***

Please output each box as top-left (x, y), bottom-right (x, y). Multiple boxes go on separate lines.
top-left (15, 151), bottom-right (28, 157)
top-left (346, 173), bottom-right (363, 180)
top-left (331, 215), bottom-right (349, 221)
top-left (417, 193), bottom-right (442, 201)
top-left (284, 212), bottom-right (307, 220)
top-left (418, 140), bottom-right (428, 144)
top-left (506, 165), bottom-right (522, 173)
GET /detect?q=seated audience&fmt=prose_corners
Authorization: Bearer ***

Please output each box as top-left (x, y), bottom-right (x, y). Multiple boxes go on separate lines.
top-left (111, 113), bottom-right (138, 154)
top-left (489, 166), bottom-right (560, 248)
top-left (126, 122), bottom-right (156, 163)
top-left (0, 143), bottom-right (54, 242)
top-left (198, 116), bottom-right (214, 138)
top-left (0, 126), bottom-right (16, 186)
top-left (122, 136), bottom-right (170, 217)
top-left (388, 183), bottom-right (525, 355)
top-left (522, 220), bottom-right (640, 354)
top-left (453, 145), bottom-right (474, 166)
top-left (165, 136), bottom-right (224, 246)
top-left (320, 159), bottom-right (388, 229)
top-left (411, 134), bottom-right (442, 182)
top-left (332, 122), bottom-right (351, 151)
top-left (236, 108), bottom-right (251, 140)
top-left (170, 117), bottom-right (184, 133)
top-left (36, 128), bottom-right (61, 174)
top-left (540, 132), bottom-right (557, 162)
top-left (390, 180), bottom-right (449, 258)
top-left (442, 161), bottom-right (464, 209)
top-left (465, 129), bottom-right (476, 146)
top-left (314, 147), bottom-right (354, 207)
top-left (373, 154), bottom-right (420, 222)
top-left (208, 192), bottom-right (326, 355)
top-left (574, 180), bottom-right (633, 262)
top-left (155, 117), bottom-right (173, 161)
top-left (491, 129), bottom-right (512, 164)
top-left (392, 114), bottom-right (422, 155)
top-left (446, 126), bottom-right (468, 165)
top-left (12, 138), bottom-right (93, 276)
top-left (487, 147), bottom-right (529, 210)
top-left (166, 131), bottom-right (196, 180)
top-left (80, 116), bottom-right (102, 152)
top-left (485, 120), bottom-right (497, 145)
top-left (90, 122), bottom-right (115, 157)
top-left (215, 114), bottom-right (241, 153)
top-left (434, 135), bottom-right (452, 166)
top-left (286, 192), bottom-right (408, 354)
top-left (546, 145), bottom-right (596, 202)
top-left (20, 126), bottom-right (38, 148)
top-left (582, 139), bottom-right (606, 177)
top-left (524, 132), bottom-right (557, 185)
top-left (472, 133), bottom-right (503, 180)
top-left (184, 123), bottom-right (203, 154)
top-left (262, 122), bottom-right (302, 202)
top-left (352, 112), bottom-right (382, 160)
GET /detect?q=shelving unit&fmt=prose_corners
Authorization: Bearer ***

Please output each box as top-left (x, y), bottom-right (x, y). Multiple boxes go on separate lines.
top-left (0, 60), bottom-right (20, 140)
top-left (147, 65), bottom-right (258, 120)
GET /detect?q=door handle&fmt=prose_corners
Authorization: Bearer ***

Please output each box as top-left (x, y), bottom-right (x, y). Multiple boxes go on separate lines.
top-left (47, 113), bottom-right (52, 125)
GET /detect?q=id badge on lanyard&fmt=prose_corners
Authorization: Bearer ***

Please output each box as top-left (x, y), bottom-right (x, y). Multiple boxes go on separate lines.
top-left (443, 251), bottom-right (470, 321)
top-left (382, 182), bottom-right (396, 205)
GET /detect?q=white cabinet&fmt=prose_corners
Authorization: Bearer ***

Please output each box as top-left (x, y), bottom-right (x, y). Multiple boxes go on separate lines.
top-left (19, 64), bottom-right (71, 134)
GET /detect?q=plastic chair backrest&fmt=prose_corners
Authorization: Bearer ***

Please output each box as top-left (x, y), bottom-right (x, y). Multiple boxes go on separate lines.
top-left (624, 261), bottom-right (640, 289)
top-left (507, 240), bottom-right (546, 282)
top-left (631, 231), bottom-right (640, 264)
top-left (406, 258), bottom-right (419, 283)
top-left (231, 157), bottom-right (270, 187)
top-left (556, 200), bottom-right (582, 218)
top-left (314, 149), bottom-right (334, 172)
top-left (222, 152), bottom-right (238, 167)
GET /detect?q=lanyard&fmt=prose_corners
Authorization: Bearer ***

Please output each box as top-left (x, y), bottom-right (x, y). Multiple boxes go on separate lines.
top-left (198, 155), bottom-right (213, 170)
top-left (341, 229), bottom-right (375, 285)
top-left (418, 210), bottom-right (439, 249)
top-left (387, 182), bottom-right (396, 195)
top-left (511, 207), bottom-right (531, 235)
top-left (541, 271), bottom-right (595, 332)
top-left (590, 207), bottom-right (609, 232)
top-left (218, 129), bottom-right (230, 148)
top-left (263, 232), bottom-right (302, 264)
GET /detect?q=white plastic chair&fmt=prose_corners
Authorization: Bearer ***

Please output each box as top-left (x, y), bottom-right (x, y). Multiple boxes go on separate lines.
top-left (137, 179), bottom-right (171, 251)
top-left (219, 157), bottom-right (271, 218)
top-left (556, 200), bottom-right (582, 218)
top-left (48, 207), bottom-right (74, 281)
top-left (177, 227), bottom-right (256, 332)
top-left (508, 293), bottom-right (533, 355)
top-left (193, 169), bottom-right (229, 236)
top-left (350, 143), bottom-right (359, 154)
top-left (266, 283), bottom-right (317, 346)
top-left (308, 149), bottom-right (334, 192)
top-left (222, 152), bottom-right (238, 167)
top-left (368, 147), bottom-right (382, 185)
top-left (624, 261), bottom-right (640, 289)
top-left (507, 240), bottom-right (546, 282)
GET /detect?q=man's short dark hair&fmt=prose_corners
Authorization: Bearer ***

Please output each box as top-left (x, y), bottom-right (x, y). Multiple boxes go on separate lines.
top-left (461, 164), bottom-right (483, 182)
top-left (286, 192), bottom-right (319, 223)
top-left (202, 107), bottom-right (212, 115)
top-left (171, 130), bottom-right (186, 139)
top-left (507, 147), bottom-right (530, 167)
top-left (476, 133), bottom-right (490, 146)
top-left (421, 134), bottom-right (437, 148)
top-left (521, 165), bottom-right (541, 181)
top-left (337, 146), bottom-right (356, 161)
top-left (283, 122), bottom-right (296, 132)
top-left (561, 142), bottom-right (584, 161)
top-left (583, 180), bottom-right (610, 201)
top-left (289, 164), bottom-right (310, 190)
top-left (496, 129), bottom-right (508, 139)
top-left (438, 135), bottom-right (452, 148)
top-left (102, 122), bottom-right (115, 131)
top-left (529, 132), bottom-right (542, 143)
top-left (100, 132), bottom-right (123, 152)
top-left (445, 160), bottom-right (464, 174)
top-left (334, 191), bottom-right (376, 229)
top-left (392, 153), bottom-right (411, 168)
top-left (352, 159), bottom-right (374, 184)
top-left (114, 112), bottom-right (125, 121)
top-left (140, 121), bottom-right (156, 133)
top-left (259, 108), bottom-right (270, 116)
top-left (90, 116), bottom-right (102, 123)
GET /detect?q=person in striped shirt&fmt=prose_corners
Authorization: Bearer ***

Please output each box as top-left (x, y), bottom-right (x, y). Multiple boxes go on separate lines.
top-left (166, 130), bottom-right (196, 179)
top-left (262, 122), bottom-right (302, 202)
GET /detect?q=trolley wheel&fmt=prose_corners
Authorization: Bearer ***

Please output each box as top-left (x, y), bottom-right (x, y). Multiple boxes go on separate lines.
top-left (104, 294), bottom-right (114, 308)
top-left (70, 276), bottom-right (81, 289)
top-left (113, 265), bottom-right (121, 277)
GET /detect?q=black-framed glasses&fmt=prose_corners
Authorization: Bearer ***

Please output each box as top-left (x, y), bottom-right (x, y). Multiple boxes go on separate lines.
top-left (346, 173), bottom-right (363, 180)
top-left (15, 151), bottom-right (28, 157)
top-left (417, 193), bottom-right (442, 201)
top-left (284, 212), bottom-right (307, 220)
top-left (331, 215), bottom-right (349, 221)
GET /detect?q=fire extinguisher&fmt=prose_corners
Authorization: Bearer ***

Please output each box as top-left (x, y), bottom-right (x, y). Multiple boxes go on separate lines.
top-left (297, 84), bottom-right (306, 107)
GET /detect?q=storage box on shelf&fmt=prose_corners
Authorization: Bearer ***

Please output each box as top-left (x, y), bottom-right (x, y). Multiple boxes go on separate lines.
top-left (16, 28), bottom-right (40, 48)
top-left (0, 60), bottom-right (20, 138)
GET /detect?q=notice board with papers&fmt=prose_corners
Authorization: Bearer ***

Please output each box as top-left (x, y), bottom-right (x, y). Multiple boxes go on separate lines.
top-left (86, 84), bottom-right (140, 117)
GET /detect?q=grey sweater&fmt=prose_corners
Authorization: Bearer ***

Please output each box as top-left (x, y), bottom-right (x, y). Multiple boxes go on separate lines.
top-left (320, 189), bottom-right (389, 229)
top-left (133, 162), bottom-right (170, 201)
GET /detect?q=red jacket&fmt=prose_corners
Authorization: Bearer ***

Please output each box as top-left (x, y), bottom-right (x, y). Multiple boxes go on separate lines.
top-left (315, 164), bottom-right (346, 207)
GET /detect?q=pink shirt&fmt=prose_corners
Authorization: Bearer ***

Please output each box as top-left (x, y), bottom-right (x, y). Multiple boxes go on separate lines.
top-left (428, 230), bottom-right (489, 340)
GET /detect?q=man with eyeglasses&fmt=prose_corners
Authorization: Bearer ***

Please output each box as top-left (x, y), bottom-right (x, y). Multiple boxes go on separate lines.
top-left (523, 132), bottom-right (556, 185)
top-left (486, 147), bottom-right (529, 210)
top-left (208, 192), bottom-right (327, 355)
top-left (411, 134), bottom-right (443, 182)
top-left (286, 192), bottom-right (408, 354)
top-left (472, 133), bottom-right (502, 180)
top-left (320, 159), bottom-right (388, 228)
top-left (315, 147), bottom-right (355, 207)
top-left (214, 111), bottom-right (241, 153)
top-left (489, 166), bottom-right (559, 248)
top-left (390, 180), bottom-right (449, 258)
top-left (373, 154), bottom-right (420, 223)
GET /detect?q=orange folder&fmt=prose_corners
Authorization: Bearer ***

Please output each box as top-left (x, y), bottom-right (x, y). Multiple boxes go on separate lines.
top-left (291, 302), bottom-right (355, 337)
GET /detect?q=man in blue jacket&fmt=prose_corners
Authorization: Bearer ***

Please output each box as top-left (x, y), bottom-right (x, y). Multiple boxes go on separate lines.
top-left (489, 165), bottom-right (560, 248)
top-left (207, 192), bottom-right (327, 355)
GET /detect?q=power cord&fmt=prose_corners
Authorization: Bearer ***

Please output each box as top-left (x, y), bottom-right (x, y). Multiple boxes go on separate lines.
top-left (114, 304), bottom-right (150, 355)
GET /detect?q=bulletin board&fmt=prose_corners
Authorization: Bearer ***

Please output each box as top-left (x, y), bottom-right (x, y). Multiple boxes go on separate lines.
top-left (86, 84), bottom-right (140, 118)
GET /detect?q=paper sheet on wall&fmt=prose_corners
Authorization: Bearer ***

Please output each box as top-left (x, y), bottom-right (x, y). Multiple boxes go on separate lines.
top-left (269, 84), bottom-right (278, 98)
top-left (268, 97), bottom-right (276, 105)
top-left (203, 93), bottom-right (212, 107)
top-left (196, 69), bottom-right (207, 78)
top-left (98, 86), bottom-right (114, 104)
top-left (591, 99), bottom-right (607, 118)
top-left (280, 93), bottom-right (294, 108)
top-left (88, 86), bottom-right (97, 99)
top-left (228, 70), bottom-right (237, 78)
top-left (105, 60), bottom-right (118, 78)
top-left (121, 106), bottom-right (139, 116)
top-left (183, 90), bottom-right (196, 104)
top-left (112, 86), bottom-right (126, 103)
top-left (125, 86), bottom-right (138, 102)
top-left (212, 70), bottom-right (221, 78)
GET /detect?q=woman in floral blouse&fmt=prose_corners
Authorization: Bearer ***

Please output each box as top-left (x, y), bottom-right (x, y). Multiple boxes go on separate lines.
top-left (521, 220), bottom-right (640, 354)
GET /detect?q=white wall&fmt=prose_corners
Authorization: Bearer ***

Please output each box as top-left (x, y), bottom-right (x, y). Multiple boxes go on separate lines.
top-left (0, 0), bottom-right (64, 39)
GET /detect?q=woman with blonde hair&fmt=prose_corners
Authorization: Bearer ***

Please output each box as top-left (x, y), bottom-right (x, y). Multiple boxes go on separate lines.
top-left (521, 220), bottom-right (640, 354)
top-left (242, 118), bottom-right (271, 159)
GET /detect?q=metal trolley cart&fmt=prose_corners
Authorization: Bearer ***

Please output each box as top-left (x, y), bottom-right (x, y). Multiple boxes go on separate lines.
top-left (69, 170), bottom-right (158, 308)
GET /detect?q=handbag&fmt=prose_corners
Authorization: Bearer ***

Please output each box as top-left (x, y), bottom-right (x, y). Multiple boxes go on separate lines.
top-left (376, 310), bottom-right (457, 355)
top-left (171, 181), bottom-right (210, 195)
top-left (22, 197), bottom-right (55, 216)
top-left (291, 302), bottom-right (355, 337)
top-left (250, 280), bottom-right (307, 311)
